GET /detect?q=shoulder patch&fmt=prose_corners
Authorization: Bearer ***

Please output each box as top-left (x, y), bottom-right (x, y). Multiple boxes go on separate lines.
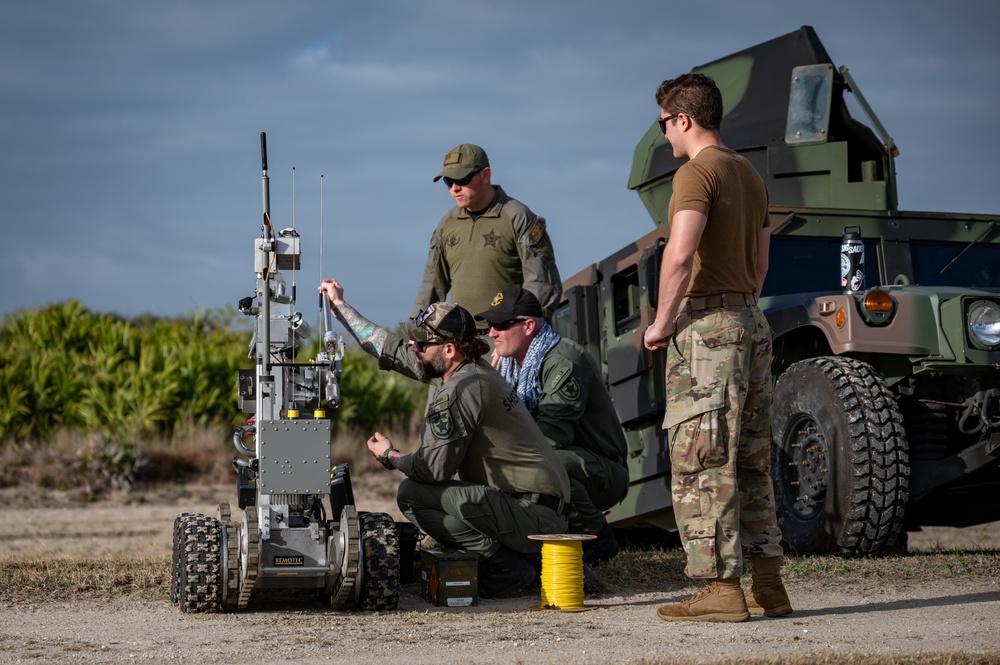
top-left (545, 360), bottom-right (582, 404)
top-left (529, 219), bottom-right (546, 243)
top-left (545, 364), bottom-right (571, 392)
top-left (557, 375), bottom-right (581, 402)
top-left (429, 392), bottom-right (450, 409)
top-left (427, 407), bottom-right (454, 439)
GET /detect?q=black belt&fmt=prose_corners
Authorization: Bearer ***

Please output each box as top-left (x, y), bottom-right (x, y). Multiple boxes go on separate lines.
top-left (680, 292), bottom-right (755, 312)
top-left (511, 492), bottom-right (571, 517)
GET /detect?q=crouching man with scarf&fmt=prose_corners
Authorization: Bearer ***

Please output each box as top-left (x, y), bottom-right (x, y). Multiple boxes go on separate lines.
top-left (476, 286), bottom-right (629, 567)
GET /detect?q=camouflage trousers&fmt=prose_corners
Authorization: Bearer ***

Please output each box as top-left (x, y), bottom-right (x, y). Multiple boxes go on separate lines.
top-left (662, 302), bottom-right (784, 579)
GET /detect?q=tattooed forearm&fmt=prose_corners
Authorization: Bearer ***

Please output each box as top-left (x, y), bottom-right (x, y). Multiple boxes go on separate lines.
top-left (333, 301), bottom-right (388, 357)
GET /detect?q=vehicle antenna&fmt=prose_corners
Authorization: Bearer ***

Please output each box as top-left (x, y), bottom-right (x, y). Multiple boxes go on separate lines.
top-left (319, 174), bottom-right (324, 284)
top-left (291, 166), bottom-right (297, 351)
top-left (291, 166), bottom-right (297, 287)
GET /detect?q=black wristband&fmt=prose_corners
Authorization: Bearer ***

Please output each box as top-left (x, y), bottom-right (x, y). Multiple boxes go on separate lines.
top-left (379, 448), bottom-right (397, 470)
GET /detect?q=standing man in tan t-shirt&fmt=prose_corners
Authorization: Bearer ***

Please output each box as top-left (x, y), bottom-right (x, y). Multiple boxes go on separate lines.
top-left (642, 73), bottom-right (791, 623)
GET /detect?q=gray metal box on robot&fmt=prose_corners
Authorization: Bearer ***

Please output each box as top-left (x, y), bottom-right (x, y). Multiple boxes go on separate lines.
top-left (257, 419), bottom-right (331, 494)
top-left (254, 235), bottom-right (300, 271)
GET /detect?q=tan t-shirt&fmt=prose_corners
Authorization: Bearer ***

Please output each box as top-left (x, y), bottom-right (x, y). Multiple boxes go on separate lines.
top-left (667, 145), bottom-right (769, 296)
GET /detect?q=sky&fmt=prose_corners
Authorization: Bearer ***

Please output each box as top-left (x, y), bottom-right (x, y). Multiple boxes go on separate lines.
top-left (3, 1), bottom-right (999, 331)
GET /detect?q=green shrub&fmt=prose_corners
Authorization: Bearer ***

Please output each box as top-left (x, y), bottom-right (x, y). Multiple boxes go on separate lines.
top-left (0, 301), bottom-right (423, 448)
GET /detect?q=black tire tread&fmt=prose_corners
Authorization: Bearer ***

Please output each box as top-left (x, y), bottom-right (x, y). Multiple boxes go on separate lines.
top-left (357, 511), bottom-right (401, 611)
top-left (773, 357), bottom-right (909, 557)
top-left (170, 512), bottom-right (197, 605)
top-left (177, 513), bottom-right (223, 613)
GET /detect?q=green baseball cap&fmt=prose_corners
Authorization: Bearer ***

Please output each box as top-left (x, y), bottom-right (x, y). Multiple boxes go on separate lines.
top-left (433, 144), bottom-right (490, 182)
top-left (403, 302), bottom-right (478, 343)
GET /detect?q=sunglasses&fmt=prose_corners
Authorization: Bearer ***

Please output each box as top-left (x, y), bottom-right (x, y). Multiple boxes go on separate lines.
top-left (657, 112), bottom-right (695, 134)
top-left (413, 339), bottom-right (446, 353)
top-left (491, 318), bottom-right (529, 332)
top-left (443, 168), bottom-right (484, 188)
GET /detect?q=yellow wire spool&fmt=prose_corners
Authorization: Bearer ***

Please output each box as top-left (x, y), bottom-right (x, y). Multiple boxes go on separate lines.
top-left (528, 534), bottom-right (595, 611)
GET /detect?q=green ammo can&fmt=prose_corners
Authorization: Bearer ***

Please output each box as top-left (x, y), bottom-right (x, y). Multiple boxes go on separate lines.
top-left (419, 547), bottom-right (479, 607)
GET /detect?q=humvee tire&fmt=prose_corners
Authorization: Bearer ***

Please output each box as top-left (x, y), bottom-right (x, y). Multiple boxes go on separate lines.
top-left (770, 357), bottom-right (909, 557)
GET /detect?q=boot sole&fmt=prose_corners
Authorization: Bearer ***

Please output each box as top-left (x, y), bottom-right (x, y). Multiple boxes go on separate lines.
top-left (658, 611), bottom-right (750, 623)
top-left (748, 605), bottom-right (793, 617)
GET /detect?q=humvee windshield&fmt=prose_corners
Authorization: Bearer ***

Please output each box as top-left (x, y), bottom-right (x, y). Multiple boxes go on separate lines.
top-left (761, 236), bottom-right (1000, 297)
top-left (911, 241), bottom-right (1000, 290)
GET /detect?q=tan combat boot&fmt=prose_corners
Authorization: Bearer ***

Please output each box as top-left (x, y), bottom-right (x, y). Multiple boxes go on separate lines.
top-left (656, 578), bottom-right (750, 623)
top-left (745, 556), bottom-right (793, 617)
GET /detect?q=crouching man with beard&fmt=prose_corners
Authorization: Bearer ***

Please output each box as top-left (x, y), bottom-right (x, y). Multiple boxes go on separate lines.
top-left (318, 279), bottom-right (572, 599)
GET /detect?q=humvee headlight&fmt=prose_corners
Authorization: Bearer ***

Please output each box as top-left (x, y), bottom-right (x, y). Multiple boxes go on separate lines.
top-left (968, 301), bottom-right (1000, 348)
top-left (859, 289), bottom-right (894, 325)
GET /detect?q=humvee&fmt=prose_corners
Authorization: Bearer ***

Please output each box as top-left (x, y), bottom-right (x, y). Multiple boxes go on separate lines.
top-left (553, 26), bottom-right (1000, 557)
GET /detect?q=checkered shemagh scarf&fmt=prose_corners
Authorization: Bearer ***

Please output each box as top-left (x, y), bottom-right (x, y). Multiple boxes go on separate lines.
top-left (498, 322), bottom-right (560, 415)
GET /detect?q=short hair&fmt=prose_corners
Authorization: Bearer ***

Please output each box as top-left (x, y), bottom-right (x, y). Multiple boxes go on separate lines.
top-left (655, 73), bottom-right (723, 131)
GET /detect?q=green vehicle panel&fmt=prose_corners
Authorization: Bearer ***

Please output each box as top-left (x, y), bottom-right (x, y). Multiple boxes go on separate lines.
top-left (554, 26), bottom-right (1000, 556)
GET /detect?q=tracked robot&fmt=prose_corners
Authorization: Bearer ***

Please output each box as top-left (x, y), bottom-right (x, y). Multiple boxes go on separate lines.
top-left (170, 133), bottom-right (400, 613)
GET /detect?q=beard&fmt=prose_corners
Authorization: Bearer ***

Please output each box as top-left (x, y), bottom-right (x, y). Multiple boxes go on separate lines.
top-left (414, 354), bottom-right (447, 381)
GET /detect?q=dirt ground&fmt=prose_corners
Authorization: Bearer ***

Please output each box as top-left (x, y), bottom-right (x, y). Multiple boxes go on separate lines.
top-left (2, 477), bottom-right (999, 664)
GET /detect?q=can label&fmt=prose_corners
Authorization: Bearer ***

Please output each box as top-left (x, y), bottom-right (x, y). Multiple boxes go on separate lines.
top-left (841, 235), bottom-right (865, 293)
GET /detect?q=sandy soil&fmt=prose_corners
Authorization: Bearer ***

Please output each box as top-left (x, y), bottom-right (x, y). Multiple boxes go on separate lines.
top-left (1, 477), bottom-right (999, 664)
top-left (0, 479), bottom-right (404, 559)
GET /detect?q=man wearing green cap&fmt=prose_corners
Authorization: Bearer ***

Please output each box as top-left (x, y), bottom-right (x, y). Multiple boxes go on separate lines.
top-left (476, 286), bottom-right (629, 568)
top-left (319, 278), bottom-right (571, 599)
top-left (411, 143), bottom-right (562, 321)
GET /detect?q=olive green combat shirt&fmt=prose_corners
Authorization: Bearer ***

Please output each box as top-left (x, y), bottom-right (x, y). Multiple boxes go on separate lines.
top-left (377, 331), bottom-right (571, 502)
top-left (536, 338), bottom-right (629, 467)
top-left (411, 185), bottom-right (562, 318)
